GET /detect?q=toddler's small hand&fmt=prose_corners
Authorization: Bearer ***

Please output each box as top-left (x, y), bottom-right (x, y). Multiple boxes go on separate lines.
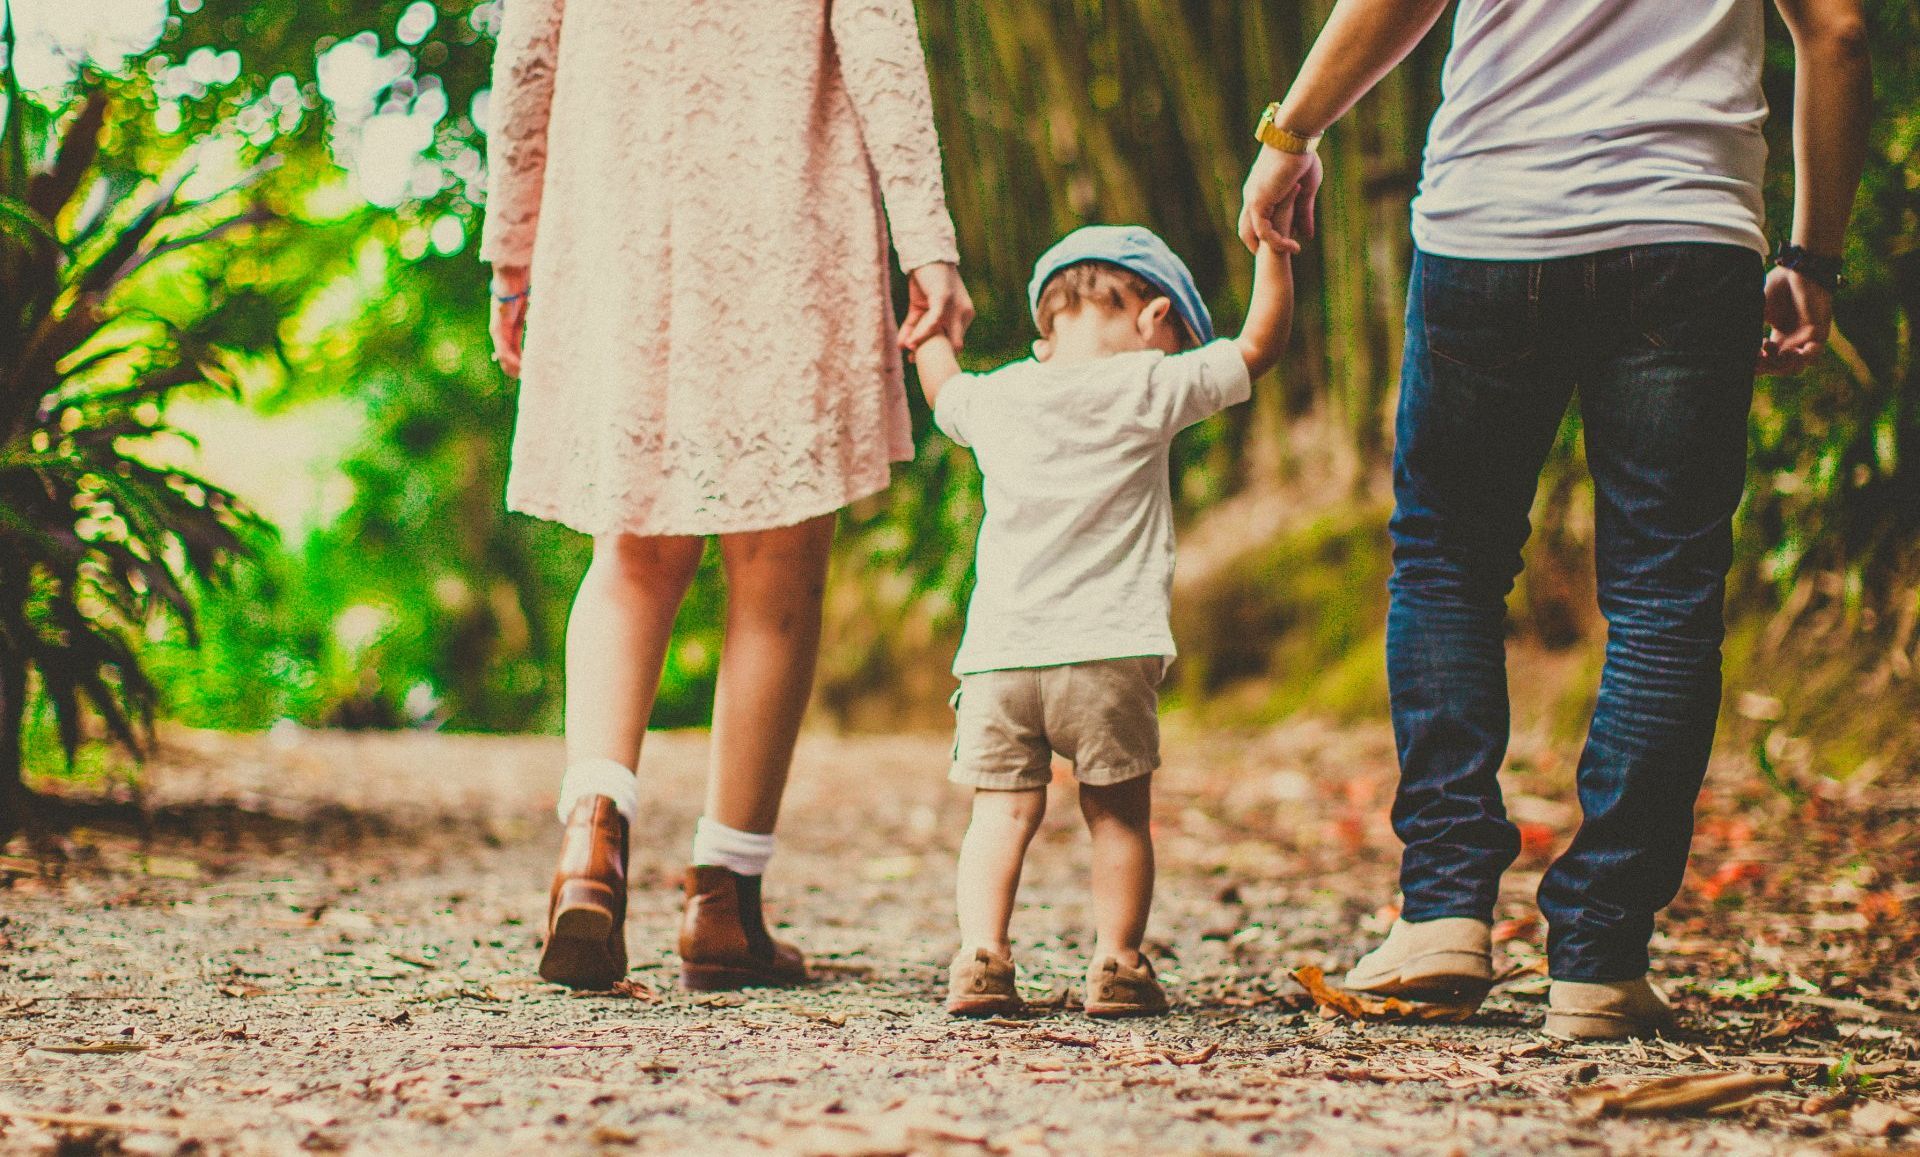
top-left (1255, 192), bottom-right (1305, 258)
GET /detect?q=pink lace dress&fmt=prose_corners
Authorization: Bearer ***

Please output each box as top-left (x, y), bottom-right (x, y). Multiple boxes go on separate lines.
top-left (479, 0), bottom-right (960, 536)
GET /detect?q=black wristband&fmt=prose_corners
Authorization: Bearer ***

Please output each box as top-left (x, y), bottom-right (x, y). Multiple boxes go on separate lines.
top-left (1773, 242), bottom-right (1843, 292)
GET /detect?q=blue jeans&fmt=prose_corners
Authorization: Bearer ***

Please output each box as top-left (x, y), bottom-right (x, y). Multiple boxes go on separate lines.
top-left (1389, 244), bottom-right (1763, 981)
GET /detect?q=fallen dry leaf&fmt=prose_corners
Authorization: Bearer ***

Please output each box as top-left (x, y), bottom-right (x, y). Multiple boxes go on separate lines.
top-left (1491, 915), bottom-right (1540, 943)
top-left (1570, 1072), bottom-right (1789, 1119)
top-left (140, 855), bottom-right (203, 880)
top-left (1177, 1099), bottom-right (1276, 1122)
top-left (279, 1102), bottom-right (338, 1129)
top-left (1288, 966), bottom-right (1476, 1023)
top-left (693, 993), bottom-right (747, 1009)
top-left (1026, 1030), bottom-right (1099, 1048)
top-left (1853, 1101), bottom-right (1919, 1137)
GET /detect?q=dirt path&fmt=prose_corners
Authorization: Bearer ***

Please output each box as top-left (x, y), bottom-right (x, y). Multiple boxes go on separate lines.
top-left (1, 723), bottom-right (1915, 1155)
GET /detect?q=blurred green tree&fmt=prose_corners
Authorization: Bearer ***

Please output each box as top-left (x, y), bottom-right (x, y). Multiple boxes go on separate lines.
top-left (5, 0), bottom-right (1912, 757)
top-left (0, 34), bottom-right (278, 835)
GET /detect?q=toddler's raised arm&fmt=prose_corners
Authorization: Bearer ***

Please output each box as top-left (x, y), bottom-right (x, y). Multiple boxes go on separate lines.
top-left (1235, 241), bottom-right (1296, 380)
top-left (912, 335), bottom-right (965, 407)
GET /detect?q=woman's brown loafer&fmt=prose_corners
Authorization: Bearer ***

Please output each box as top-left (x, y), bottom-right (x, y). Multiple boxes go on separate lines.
top-left (538, 796), bottom-right (629, 990)
top-left (677, 865), bottom-right (809, 991)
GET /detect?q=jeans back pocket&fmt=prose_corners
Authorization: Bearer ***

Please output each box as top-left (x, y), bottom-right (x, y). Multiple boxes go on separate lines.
top-left (1418, 251), bottom-right (1540, 374)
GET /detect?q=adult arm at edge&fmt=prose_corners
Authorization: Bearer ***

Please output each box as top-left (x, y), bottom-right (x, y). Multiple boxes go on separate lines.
top-left (1775, 0), bottom-right (1871, 256)
top-left (1760, 0), bottom-right (1871, 374)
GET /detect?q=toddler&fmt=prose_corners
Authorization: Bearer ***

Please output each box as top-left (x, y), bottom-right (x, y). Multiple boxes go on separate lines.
top-left (913, 224), bottom-right (1294, 1016)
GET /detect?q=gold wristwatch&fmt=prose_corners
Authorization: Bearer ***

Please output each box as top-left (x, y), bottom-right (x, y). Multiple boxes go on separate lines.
top-left (1255, 103), bottom-right (1322, 154)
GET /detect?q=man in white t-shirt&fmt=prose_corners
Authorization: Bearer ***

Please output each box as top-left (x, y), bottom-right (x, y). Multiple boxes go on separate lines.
top-left (1238, 0), bottom-right (1870, 1038)
top-left (910, 224), bottom-right (1294, 1019)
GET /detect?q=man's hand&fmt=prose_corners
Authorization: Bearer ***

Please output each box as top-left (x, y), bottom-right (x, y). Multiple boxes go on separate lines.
top-left (490, 265), bottom-right (531, 378)
top-left (1239, 147), bottom-right (1323, 253)
top-left (901, 261), bottom-right (975, 351)
top-left (1757, 265), bottom-right (1833, 375)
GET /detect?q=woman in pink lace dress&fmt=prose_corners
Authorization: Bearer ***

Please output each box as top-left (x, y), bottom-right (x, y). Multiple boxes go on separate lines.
top-left (481, 0), bottom-right (973, 991)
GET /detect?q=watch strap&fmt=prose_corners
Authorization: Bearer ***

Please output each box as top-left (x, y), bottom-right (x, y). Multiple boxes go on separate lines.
top-left (1773, 242), bottom-right (1843, 292)
top-left (1256, 103), bottom-right (1322, 154)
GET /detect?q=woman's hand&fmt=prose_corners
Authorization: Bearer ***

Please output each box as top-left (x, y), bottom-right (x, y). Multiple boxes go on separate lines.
top-left (900, 261), bottom-right (975, 352)
top-left (490, 265), bottom-right (532, 377)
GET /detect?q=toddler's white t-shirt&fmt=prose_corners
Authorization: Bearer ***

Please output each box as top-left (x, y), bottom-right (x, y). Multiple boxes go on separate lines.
top-left (933, 339), bottom-right (1251, 676)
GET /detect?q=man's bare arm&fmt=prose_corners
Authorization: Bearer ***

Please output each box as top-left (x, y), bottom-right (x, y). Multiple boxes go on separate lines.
top-left (1760, 0), bottom-right (1870, 373)
top-left (1241, 0), bottom-right (1452, 248)
top-left (1774, 0), bottom-right (1871, 256)
top-left (1273, 0), bottom-right (1454, 139)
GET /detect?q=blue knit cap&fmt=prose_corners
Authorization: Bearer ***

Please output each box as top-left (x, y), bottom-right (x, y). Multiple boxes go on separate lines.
top-left (1027, 224), bottom-right (1214, 345)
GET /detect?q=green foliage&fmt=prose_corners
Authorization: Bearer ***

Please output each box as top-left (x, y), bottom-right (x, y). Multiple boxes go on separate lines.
top-left (1745, 0), bottom-right (1920, 614)
top-left (0, 23), bottom-right (279, 830)
top-left (1168, 507), bottom-right (1392, 723)
top-left (7, 0), bottom-right (1914, 744)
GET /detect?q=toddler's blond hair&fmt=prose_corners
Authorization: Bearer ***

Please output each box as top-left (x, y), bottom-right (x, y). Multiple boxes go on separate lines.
top-left (1034, 261), bottom-right (1193, 347)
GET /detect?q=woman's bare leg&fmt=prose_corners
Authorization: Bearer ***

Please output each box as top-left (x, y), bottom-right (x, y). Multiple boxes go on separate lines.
top-left (703, 514), bottom-right (836, 833)
top-left (564, 533), bottom-right (706, 768)
top-left (542, 532), bottom-right (704, 989)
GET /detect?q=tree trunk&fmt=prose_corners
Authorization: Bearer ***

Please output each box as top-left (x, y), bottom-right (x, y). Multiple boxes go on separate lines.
top-left (0, 649), bottom-right (30, 845)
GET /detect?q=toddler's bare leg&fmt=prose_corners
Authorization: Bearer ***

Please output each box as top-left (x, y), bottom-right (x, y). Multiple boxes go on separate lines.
top-left (564, 533), bottom-right (706, 768)
top-left (955, 787), bottom-right (1048, 957)
top-left (704, 514), bottom-right (836, 834)
top-left (1081, 775), bottom-right (1154, 966)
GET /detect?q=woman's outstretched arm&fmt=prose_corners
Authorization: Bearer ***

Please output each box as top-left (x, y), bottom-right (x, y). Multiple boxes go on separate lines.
top-left (828, 0), bottom-right (960, 275)
top-left (831, 0), bottom-right (974, 351)
top-left (479, 0), bottom-right (566, 269)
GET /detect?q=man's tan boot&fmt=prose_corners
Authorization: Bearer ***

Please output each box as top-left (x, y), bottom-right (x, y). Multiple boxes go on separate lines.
top-left (1546, 977), bottom-right (1677, 1040)
top-left (1342, 917), bottom-right (1494, 1005)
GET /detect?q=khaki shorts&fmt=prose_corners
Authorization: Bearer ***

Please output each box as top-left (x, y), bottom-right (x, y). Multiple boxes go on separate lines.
top-left (948, 657), bottom-right (1164, 791)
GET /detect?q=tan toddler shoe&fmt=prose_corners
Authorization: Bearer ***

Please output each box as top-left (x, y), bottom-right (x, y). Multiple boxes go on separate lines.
top-left (1084, 954), bottom-right (1170, 1018)
top-left (1546, 976), bottom-right (1677, 1040)
top-left (1342, 917), bottom-right (1494, 1005)
top-left (947, 948), bottom-right (1023, 1017)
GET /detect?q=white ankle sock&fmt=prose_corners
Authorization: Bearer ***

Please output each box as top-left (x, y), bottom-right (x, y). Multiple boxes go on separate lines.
top-left (691, 817), bottom-right (775, 876)
top-left (555, 758), bottom-right (638, 825)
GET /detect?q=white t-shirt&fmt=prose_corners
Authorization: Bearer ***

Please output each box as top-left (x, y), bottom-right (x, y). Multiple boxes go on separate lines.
top-left (933, 340), bottom-right (1252, 676)
top-left (1411, 0), bottom-right (1768, 260)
